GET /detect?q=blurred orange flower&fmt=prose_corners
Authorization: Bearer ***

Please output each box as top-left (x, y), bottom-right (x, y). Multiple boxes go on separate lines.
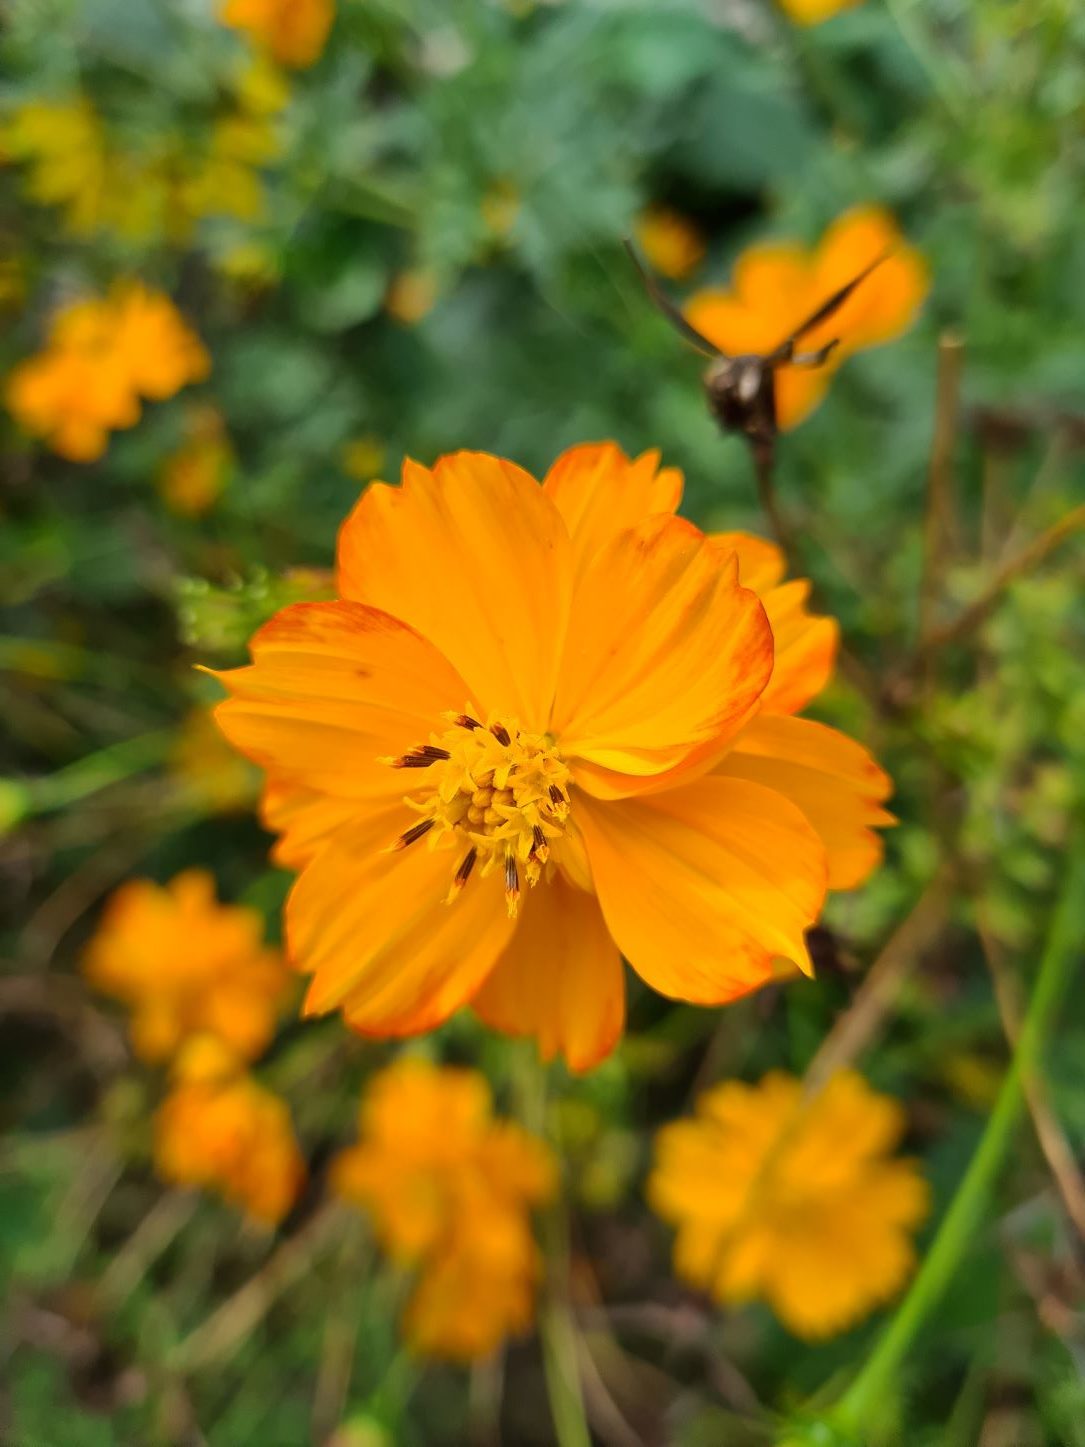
top-left (83, 870), bottom-right (290, 1064)
top-left (385, 268), bottom-right (439, 325)
top-left (219, 0), bottom-right (335, 68)
top-left (155, 1036), bottom-right (306, 1226)
top-left (211, 443), bottom-right (891, 1071)
top-left (6, 284), bottom-right (209, 462)
top-left (635, 204), bottom-right (706, 281)
top-left (170, 707), bottom-right (258, 811)
top-left (332, 1058), bottom-right (555, 1359)
top-left (685, 207), bottom-right (928, 430)
top-left (159, 406), bottom-right (234, 517)
top-left (649, 1071), bottom-right (929, 1338)
top-left (778, 0), bottom-right (864, 24)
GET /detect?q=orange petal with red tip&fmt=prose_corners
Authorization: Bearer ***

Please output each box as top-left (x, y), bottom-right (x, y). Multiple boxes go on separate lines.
top-left (336, 452), bottom-right (572, 730)
top-left (288, 808), bottom-right (514, 1033)
top-left (209, 601), bottom-right (470, 802)
top-left (553, 515), bottom-right (773, 798)
top-left (720, 714), bottom-right (893, 889)
top-left (471, 872), bottom-right (625, 1072)
top-left (577, 777), bottom-right (827, 1004)
top-left (542, 442), bottom-right (682, 573)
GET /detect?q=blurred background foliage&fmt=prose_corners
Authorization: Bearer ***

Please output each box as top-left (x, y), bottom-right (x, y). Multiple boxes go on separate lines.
top-left (2, 0), bottom-right (1085, 1443)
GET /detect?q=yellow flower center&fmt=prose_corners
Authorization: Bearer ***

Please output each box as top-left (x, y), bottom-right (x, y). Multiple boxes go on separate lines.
top-left (387, 714), bottom-right (571, 916)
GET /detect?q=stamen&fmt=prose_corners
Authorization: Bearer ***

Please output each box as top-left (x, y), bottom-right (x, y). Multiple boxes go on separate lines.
top-left (504, 855), bottom-right (520, 916)
top-left (446, 847), bottom-right (478, 902)
top-left (455, 714), bottom-right (482, 731)
top-left (395, 818), bottom-right (435, 850)
top-left (391, 744), bottom-right (451, 769)
top-left (549, 784), bottom-right (565, 805)
top-left (531, 824), bottom-right (547, 859)
top-left (490, 722), bottom-right (511, 746)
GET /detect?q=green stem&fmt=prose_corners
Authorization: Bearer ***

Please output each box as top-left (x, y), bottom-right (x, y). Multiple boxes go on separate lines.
top-left (828, 840), bottom-right (1085, 1436)
top-left (29, 729), bottom-right (175, 815)
top-left (539, 1206), bottom-right (592, 1447)
top-left (882, 0), bottom-right (970, 126)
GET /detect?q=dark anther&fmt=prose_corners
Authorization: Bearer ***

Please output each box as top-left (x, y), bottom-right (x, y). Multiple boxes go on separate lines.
top-left (455, 847), bottom-right (477, 887)
top-left (395, 818), bottom-right (435, 849)
top-left (504, 855), bottom-right (519, 895)
top-left (393, 745), bottom-right (451, 768)
top-left (455, 714), bottom-right (482, 731)
top-left (548, 784), bottom-right (565, 805)
top-left (490, 723), bottom-right (511, 746)
top-left (532, 825), bottom-right (546, 855)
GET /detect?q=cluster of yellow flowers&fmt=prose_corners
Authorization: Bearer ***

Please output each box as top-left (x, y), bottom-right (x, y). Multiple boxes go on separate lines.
top-left (332, 1059), bottom-right (555, 1359)
top-left (6, 283), bottom-right (209, 462)
top-left (84, 870), bottom-right (305, 1224)
top-left (0, 63), bottom-right (286, 246)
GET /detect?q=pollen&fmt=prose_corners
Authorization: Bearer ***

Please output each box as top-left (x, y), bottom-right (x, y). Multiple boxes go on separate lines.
top-left (387, 714), bottom-right (572, 917)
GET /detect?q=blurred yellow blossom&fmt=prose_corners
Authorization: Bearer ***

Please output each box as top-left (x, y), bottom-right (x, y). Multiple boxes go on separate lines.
top-left (83, 869), bottom-right (290, 1065)
top-left (1, 88), bottom-right (281, 242)
top-left (170, 707), bottom-right (258, 811)
top-left (154, 1036), bottom-right (305, 1225)
top-left (385, 268), bottom-right (439, 325)
top-left (480, 181), bottom-right (521, 242)
top-left (6, 284), bottom-right (209, 461)
top-left (340, 435), bottom-right (387, 483)
top-left (635, 204), bottom-right (706, 281)
top-left (219, 0), bottom-right (335, 68)
top-left (332, 1058), bottom-right (555, 1359)
top-left (158, 405), bottom-right (234, 517)
top-left (778, 0), bottom-right (864, 24)
top-left (649, 1071), bottom-right (929, 1339)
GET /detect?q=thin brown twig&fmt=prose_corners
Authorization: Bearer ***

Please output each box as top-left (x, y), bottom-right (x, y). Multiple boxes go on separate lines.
top-left (97, 1190), bottom-right (200, 1309)
top-left (919, 502), bottom-right (1085, 659)
top-left (977, 921), bottom-right (1085, 1242)
top-left (803, 871), bottom-right (955, 1093)
top-left (310, 1215), bottom-right (371, 1445)
top-left (918, 332), bottom-right (965, 669)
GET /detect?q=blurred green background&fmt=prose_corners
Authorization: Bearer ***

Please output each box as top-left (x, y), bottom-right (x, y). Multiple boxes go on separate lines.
top-left (3, 1), bottom-right (1085, 1443)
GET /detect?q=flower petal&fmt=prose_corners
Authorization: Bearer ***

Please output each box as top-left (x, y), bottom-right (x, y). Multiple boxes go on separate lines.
top-left (541, 442), bottom-right (681, 574)
top-left (260, 778), bottom-right (362, 869)
top-left (471, 872), bottom-right (625, 1072)
top-left (211, 601), bottom-right (470, 800)
top-left (719, 714), bottom-right (893, 889)
top-left (553, 516), bottom-right (773, 798)
top-left (577, 777), bottom-right (827, 1004)
top-left (711, 533), bottom-right (838, 713)
top-left (810, 206), bottom-right (930, 354)
top-left (337, 452), bottom-right (572, 729)
top-left (287, 808), bottom-right (515, 1034)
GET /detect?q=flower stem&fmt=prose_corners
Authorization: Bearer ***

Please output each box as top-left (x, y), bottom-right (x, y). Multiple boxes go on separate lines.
top-left (827, 838), bottom-right (1085, 1437)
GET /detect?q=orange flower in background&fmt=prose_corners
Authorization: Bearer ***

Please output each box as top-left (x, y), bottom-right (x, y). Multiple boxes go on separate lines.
top-left (649, 1071), bottom-right (930, 1338)
top-left (385, 268), bottom-right (439, 326)
top-left (6, 284), bottom-right (209, 462)
top-left (83, 870), bottom-right (290, 1064)
top-left (332, 1058), bottom-right (555, 1359)
top-left (158, 406), bottom-right (234, 517)
top-left (211, 443), bottom-right (892, 1071)
top-left (685, 207), bottom-right (928, 431)
top-left (219, 0), bottom-right (335, 68)
top-left (155, 1036), bottom-right (306, 1226)
top-left (635, 204), bottom-right (706, 281)
top-left (778, 0), bottom-right (864, 24)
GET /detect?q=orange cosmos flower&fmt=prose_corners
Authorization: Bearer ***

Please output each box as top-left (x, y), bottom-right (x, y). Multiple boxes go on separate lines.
top-left (211, 443), bottom-right (892, 1071)
top-left (778, 0), bottom-right (864, 23)
top-left (635, 204), bottom-right (706, 281)
top-left (332, 1058), bottom-right (555, 1359)
top-left (685, 207), bottom-right (928, 431)
top-left (155, 1035), bottom-right (305, 1226)
top-left (83, 870), bottom-right (290, 1064)
top-left (219, 0), bottom-right (334, 68)
top-left (6, 284), bottom-right (209, 461)
top-left (649, 1071), bottom-right (930, 1339)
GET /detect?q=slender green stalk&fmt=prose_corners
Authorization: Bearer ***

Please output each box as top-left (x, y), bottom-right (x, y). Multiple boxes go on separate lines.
top-left (538, 1205), bottom-right (593, 1447)
top-left (827, 840), bottom-right (1085, 1437)
top-left (30, 729), bottom-right (175, 815)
